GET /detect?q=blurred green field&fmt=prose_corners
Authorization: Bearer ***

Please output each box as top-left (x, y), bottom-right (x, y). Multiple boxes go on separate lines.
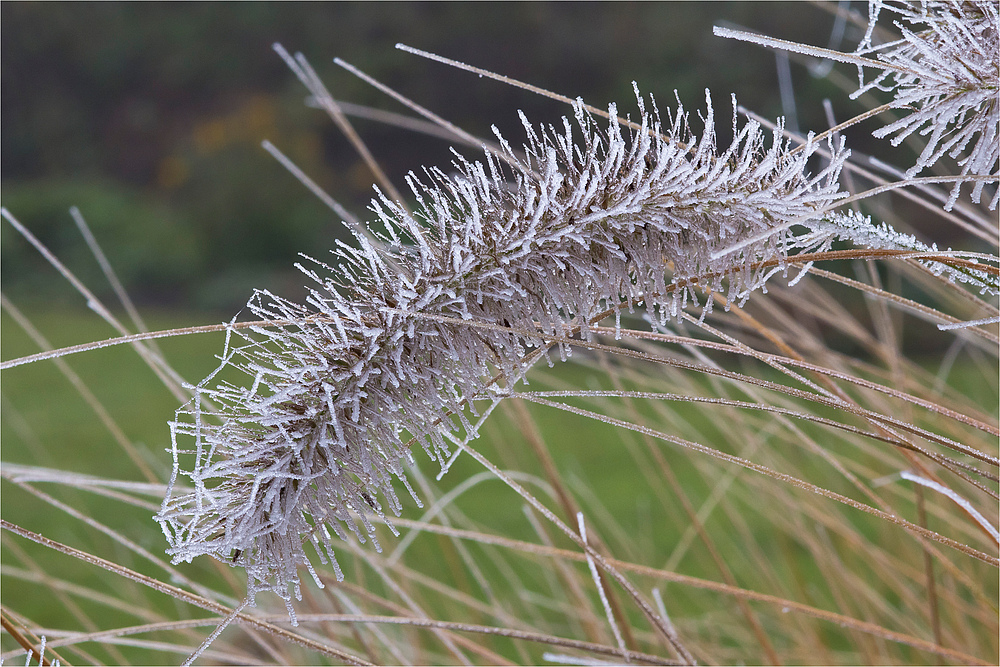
top-left (0, 304), bottom-right (834, 661)
top-left (4, 306), bottom-right (711, 662)
top-left (5, 304), bottom-right (996, 665)
top-left (3, 4), bottom-right (997, 662)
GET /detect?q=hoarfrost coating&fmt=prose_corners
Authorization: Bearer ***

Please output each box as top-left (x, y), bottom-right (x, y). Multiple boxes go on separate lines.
top-left (157, 91), bottom-right (850, 602)
top-left (855, 0), bottom-right (999, 209)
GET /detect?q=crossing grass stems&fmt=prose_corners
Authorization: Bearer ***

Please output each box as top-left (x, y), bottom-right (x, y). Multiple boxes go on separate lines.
top-left (2, 2), bottom-right (998, 665)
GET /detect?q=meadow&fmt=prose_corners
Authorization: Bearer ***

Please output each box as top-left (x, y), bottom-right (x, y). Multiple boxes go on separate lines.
top-left (2, 2), bottom-right (997, 665)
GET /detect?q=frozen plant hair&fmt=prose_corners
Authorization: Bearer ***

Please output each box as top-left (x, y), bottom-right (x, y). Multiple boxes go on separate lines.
top-left (856, 0), bottom-right (999, 209)
top-left (715, 0), bottom-right (998, 210)
top-left (157, 90), bottom-right (849, 605)
top-left (804, 209), bottom-right (999, 296)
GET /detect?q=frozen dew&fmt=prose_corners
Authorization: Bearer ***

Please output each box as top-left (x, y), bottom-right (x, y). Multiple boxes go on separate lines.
top-left (716, 1), bottom-right (999, 211)
top-left (157, 89), bottom-right (849, 604)
top-left (804, 209), bottom-right (999, 296)
top-left (855, 0), bottom-right (999, 209)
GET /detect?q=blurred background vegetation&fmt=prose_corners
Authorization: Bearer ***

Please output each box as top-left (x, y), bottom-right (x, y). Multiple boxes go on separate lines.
top-left (2, 1), bottom-right (851, 314)
top-left (3, 6), bottom-right (996, 662)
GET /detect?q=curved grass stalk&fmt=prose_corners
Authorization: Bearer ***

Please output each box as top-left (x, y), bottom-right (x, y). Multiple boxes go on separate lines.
top-left (1, 296), bottom-right (159, 483)
top-left (450, 442), bottom-right (697, 664)
top-left (510, 326), bottom-right (997, 463)
top-left (0, 210), bottom-right (190, 402)
top-left (15, 615), bottom-right (682, 667)
top-left (512, 388), bottom-right (988, 466)
top-left (582, 312), bottom-right (998, 438)
top-left (0, 610), bottom-right (64, 667)
top-left (712, 175), bottom-right (1000, 260)
top-left (273, 44), bottom-right (407, 208)
top-left (740, 106), bottom-right (999, 244)
top-left (0, 520), bottom-right (373, 665)
top-left (8, 480), bottom-right (242, 607)
top-left (372, 516), bottom-right (991, 665)
top-left (4, 5), bottom-right (996, 663)
top-left (804, 265), bottom-right (1000, 345)
top-left (518, 395), bottom-right (998, 566)
top-left (4, 247), bottom-right (991, 370)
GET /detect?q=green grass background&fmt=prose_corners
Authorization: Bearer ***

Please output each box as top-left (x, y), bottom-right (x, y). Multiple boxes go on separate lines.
top-left (4, 305), bottom-right (995, 664)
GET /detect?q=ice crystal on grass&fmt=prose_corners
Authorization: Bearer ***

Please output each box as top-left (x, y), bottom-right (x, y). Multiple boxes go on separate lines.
top-left (157, 91), bottom-right (848, 603)
top-left (805, 209), bottom-right (999, 295)
top-left (856, 0), bottom-right (999, 208)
